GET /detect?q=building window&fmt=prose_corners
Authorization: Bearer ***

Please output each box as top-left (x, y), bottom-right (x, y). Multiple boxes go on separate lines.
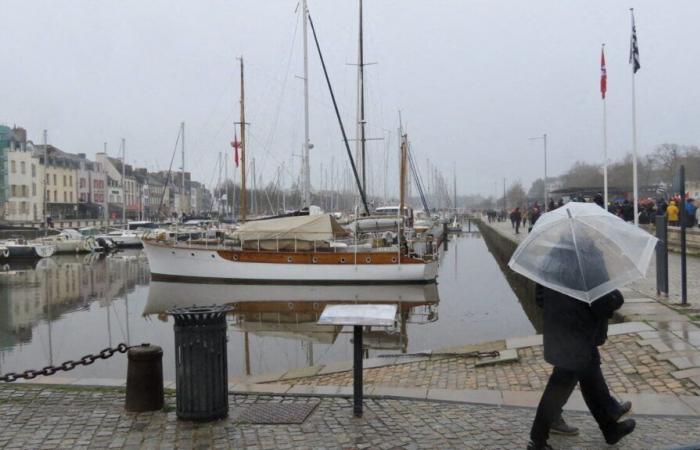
top-left (69, 175), bottom-right (73, 186)
top-left (21, 185), bottom-right (27, 197)
top-left (20, 161), bottom-right (25, 174)
top-left (53, 174), bottom-right (56, 185)
top-left (32, 183), bottom-right (36, 196)
top-left (31, 164), bottom-right (36, 177)
top-left (53, 191), bottom-right (57, 202)
top-left (69, 192), bottom-right (73, 202)
top-left (10, 161), bottom-right (15, 173)
top-left (11, 185), bottom-right (16, 196)
top-left (80, 178), bottom-right (86, 188)
top-left (63, 192), bottom-right (67, 203)
top-left (63, 175), bottom-right (67, 186)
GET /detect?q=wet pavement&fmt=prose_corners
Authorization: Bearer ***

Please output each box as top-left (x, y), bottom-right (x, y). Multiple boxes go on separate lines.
top-left (2, 385), bottom-right (700, 449)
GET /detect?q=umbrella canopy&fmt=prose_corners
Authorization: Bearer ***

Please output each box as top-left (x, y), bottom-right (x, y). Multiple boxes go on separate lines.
top-left (508, 202), bottom-right (658, 303)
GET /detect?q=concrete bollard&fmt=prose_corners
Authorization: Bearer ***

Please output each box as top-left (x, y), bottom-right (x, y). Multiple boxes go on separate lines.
top-left (125, 344), bottom-right (164, 412)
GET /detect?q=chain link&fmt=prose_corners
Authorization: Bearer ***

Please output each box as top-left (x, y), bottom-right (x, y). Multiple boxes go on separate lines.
top-left (0, 343), bottom-right (144, 383)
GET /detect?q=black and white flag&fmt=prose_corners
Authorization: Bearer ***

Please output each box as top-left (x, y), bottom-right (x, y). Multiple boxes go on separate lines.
top-left (629, 9), bottom-right (640, 73)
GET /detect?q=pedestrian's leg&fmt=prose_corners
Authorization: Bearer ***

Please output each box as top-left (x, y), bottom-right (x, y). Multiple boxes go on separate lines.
top-left (530, 367), bottom-right (578, 445)
top-left (578, 364), bottom-right (616, 434)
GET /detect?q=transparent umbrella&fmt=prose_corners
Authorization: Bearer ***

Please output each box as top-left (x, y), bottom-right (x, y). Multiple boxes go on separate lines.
top-left (508, 202), bottom-right (658, 303)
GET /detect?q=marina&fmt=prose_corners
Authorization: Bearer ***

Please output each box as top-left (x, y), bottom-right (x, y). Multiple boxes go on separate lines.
top-left (0, 232), bottom-right (534, 380)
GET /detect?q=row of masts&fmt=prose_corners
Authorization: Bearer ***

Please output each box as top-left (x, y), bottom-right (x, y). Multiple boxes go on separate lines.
top-left (218, 0), bottom-right (460, 221)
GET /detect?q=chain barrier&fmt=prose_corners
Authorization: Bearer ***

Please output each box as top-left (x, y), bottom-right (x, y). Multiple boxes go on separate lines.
top-left (0, 343), bottom-right (145, 383)
top-left (378, 350), bottom-right (501, 359)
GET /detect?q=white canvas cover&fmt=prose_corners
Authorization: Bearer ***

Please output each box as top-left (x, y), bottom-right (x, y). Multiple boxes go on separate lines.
top-left (232, 214), bottom-right (350, 242)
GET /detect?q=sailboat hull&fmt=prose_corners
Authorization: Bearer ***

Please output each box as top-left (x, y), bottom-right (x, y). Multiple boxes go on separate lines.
top-left (143, 241), bottom-right (437, 284)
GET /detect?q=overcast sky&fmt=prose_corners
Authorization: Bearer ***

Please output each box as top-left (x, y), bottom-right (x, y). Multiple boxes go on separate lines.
top-left (1, 0), bottom-right (699, 199)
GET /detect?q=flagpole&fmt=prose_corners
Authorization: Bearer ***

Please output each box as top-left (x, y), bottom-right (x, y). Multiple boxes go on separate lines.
top-left (630, 8), bottom-right (639, 225)
top-left (602, 44), bottom-right (609, 209)
top-left (603, 97), bottom-right (609, 208)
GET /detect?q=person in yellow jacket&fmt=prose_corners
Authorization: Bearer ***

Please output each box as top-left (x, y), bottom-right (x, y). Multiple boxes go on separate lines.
top-left (666, 200), bottom-right (680, 226)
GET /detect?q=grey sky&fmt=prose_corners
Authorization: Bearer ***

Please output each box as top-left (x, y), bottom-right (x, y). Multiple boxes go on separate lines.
top-left (1, 0), bottom-right (699, 199)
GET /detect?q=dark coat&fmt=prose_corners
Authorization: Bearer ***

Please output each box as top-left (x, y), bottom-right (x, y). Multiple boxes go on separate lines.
top-left (536, 285), bottom-right (623, 371)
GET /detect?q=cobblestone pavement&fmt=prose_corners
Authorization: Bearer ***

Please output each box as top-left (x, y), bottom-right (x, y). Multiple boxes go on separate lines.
top-left (278, 333), bottom-right (700, 396)
top-left (1, 385), bottom-right (700, 449)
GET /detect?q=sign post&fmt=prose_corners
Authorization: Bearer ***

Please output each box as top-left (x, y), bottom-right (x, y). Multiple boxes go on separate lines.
top-left (318, 304), bottom-right (397, 417)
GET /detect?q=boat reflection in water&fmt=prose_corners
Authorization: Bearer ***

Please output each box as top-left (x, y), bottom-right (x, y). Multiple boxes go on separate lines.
top-left (145, 281), bottom-right (439, 373)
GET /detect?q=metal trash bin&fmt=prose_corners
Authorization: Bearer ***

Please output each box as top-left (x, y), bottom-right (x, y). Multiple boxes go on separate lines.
top-left (167, 305), bottom-right (232, 422)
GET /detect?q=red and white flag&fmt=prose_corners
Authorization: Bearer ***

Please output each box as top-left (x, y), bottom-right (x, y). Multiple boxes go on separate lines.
top-left (230, 130), bottom-right (241, 168)
top-left (600, 45), bottom-right (607, 99)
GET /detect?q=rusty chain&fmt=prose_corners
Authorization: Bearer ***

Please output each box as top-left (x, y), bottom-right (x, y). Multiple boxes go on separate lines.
top-left (0, 342), bottom-right (144, 383)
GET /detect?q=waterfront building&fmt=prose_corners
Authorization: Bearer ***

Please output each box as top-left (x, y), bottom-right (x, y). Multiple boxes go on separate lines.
top-left (35, 145), bottom-right (79, 221)
top-left (2, 128), bottom-right (44, 222)
top-left (190, 181), bottom-right (211, 215)
top-left (76, 153), bottom-right (108, 220)
top-left (145, 173), bottom-right (170, 220)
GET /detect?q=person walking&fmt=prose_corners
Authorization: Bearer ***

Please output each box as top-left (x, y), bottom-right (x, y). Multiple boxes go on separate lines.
top-left (528, 208), bottom-right (541, 233)
top-left (527, 286), bottom-right (636, 449)
top-left (666, 200), bottom-right (679, 226)
top-left (532, 285), bottom-right (633, 443)
top-left (686, 199), bottom-right (697, 227)
top-left (513, 207), bottom-right (522, 234)
top-left (508, 202), bottom-right (658, 449)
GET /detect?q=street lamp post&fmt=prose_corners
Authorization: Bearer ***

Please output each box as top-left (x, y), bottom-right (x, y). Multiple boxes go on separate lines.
top-left (529, 134), bottom-right (548, 211)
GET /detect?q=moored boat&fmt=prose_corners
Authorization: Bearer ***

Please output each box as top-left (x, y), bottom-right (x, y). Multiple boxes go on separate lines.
top-left (0, 239), bottom-right (56, 259)
top-left (143, 214), bottom-right (437, 284)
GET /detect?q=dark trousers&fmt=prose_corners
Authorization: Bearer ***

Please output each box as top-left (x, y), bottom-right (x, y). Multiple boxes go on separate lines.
top-left (530, 363), bottom-right (616, 443)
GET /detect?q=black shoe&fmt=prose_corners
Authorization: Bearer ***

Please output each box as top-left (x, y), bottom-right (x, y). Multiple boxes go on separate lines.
top-left (604, 419), bottom-right (636, 445)
top-left (611, 400), bottom-right (632, 422)
top-left (527, 441), bottom-right (554, 450)
top-left (550, 416), bottom-right (579, 436)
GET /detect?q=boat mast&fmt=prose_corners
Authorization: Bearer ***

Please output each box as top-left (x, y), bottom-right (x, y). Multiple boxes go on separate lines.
top-left (357, 0), bottom-right (367, 194)
top-left (121, 138), bottom-right (126, 230)
top-left (237, 56), bottom-right (247, 222)
top-left (181, 121), bottom-right (185, 217)
top-left (43, 130), bottom-right (48, 236)
top-left (453, 163), bottom-right (457, 213)
top-left (301, 0), bottom-right (312, 209)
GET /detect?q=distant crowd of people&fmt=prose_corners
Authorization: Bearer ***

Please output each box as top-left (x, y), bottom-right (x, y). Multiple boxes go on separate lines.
top-left (484, 193), bottom-right (699, 231)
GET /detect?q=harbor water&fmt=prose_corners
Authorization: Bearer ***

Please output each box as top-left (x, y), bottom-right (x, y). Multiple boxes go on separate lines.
top-left (0, 232), bottom-right (535, 380)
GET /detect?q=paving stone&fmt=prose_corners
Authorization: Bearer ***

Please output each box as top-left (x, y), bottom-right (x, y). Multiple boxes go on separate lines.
top-left (316, 361), bottom-right (353, 376)
top-left (607, 321), bottom-right (655, 336)
top-left (668, 356), bottom-right (700, 370)
top-left (505, 335), bottom-right (542, 349)
top-left (672, 368), bottom-right (700, 380)
top-left (231, 383), bottom-right (291, 395)
top-left (501, 390), bottom-right (542, 408)
top-left (371, 387), bottom-right (428, 400)
top-left (426, 389), bottom-right (502, 405)
top-left (622, 392), bottom-right (697, 416)
top-left (475, 349), bottom-right (518, 367)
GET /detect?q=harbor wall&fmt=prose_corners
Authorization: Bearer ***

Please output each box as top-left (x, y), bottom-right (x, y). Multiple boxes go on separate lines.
top-left (475, 218), bottom-right (543, 333)
top-left (641, 224), bottom-right (700, 256)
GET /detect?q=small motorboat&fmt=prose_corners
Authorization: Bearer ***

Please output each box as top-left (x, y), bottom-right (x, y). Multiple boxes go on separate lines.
top-left (447, 217), bottom-right (462, 233)
top-left (0, 239), bottom-right (56, 259)
top-left (31, 229), bottom-right (99, 254)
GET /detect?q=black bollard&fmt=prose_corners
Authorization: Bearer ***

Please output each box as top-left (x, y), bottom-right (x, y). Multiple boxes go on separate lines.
top-left (125, 344), bottom-right (164, 412)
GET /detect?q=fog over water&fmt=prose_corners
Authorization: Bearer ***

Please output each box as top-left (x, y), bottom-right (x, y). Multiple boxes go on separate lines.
top-left (1, 1), bottom-right (698, 197)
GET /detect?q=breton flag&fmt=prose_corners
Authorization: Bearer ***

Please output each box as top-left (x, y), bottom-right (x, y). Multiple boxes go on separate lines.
top-left (230, 130), bottom-right (241, 168)
top-left (600, 45), bottom-right (607, 99)
top-left (629, 9), bottom-right (640, 73)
